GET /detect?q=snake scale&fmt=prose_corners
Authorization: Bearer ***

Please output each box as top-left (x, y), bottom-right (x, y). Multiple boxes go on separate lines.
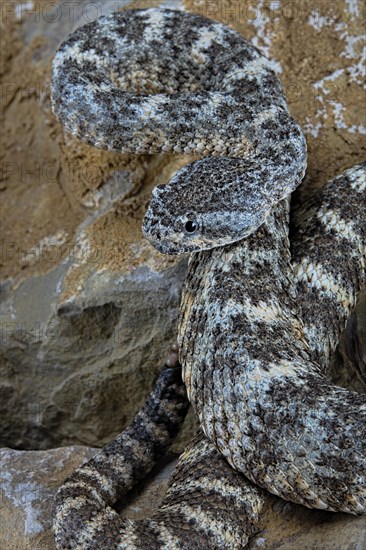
top-left (51, 8), bottom-right (366, 549)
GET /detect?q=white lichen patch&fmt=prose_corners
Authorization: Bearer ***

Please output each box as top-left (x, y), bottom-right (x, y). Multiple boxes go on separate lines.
top-left (0, 455), bottom-right (44, 536)
top-left (20, 230), bottom-right (69, 267)
top-left (15, 1), bottom-right (34, 20)
top-left (248, 0), bottom-right (282, 74)
top-left (345, 0), bottom-right (360, 18)
top-left (159, 0), bottom-right (185, 10)
top-left (302, 3), bottom-right (365, 138)
top-left (308, 10), bottom-right (335, 32)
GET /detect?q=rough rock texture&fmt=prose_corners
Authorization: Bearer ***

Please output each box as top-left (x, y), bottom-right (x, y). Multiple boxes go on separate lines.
top-left (0, 0), bottom-right (194, 451)
top-left (0, 0), bottom-right (365, 547)
top-left (0, 446), bottom-right (97, 550)
top-left (0, 446), bottom-right (179, 550)
top-left (1, 446), bottom-right (365, 550)
top-left (1, 0), bottom-right (365, 452)
top-left (251, 498), bottom-right (366, 550)
top-left (186, 0), bottom-right (366, 183)
top-left (328, 288), bottom-right (366, 393)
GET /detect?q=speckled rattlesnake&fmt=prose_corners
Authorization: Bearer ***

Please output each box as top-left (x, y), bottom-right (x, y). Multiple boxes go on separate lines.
top-left (51, 8), bottom-right (366, 549)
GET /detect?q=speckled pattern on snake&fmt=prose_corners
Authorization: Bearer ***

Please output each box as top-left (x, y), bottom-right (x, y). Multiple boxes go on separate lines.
top-left (51, 8), bottom-right (366, 549)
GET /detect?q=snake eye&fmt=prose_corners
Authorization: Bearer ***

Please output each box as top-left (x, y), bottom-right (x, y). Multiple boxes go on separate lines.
top-left (184, 220), bottom-right (198, 234)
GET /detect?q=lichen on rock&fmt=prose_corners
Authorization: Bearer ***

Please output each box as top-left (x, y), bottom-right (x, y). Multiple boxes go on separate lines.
top-left (0, 0), bottom-right (365, 547)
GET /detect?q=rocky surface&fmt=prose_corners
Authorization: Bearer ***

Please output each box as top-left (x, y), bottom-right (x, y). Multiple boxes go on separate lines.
top-left (1, 0), bottom-right (366, 547)
top-left (0, 446), bottom-right (97, 550)
top-left (0, 445), bottom-right (181, 549)
top-left (251, 499), bottom-right (366, 550)
top-left (0, 0), bottom-right (195, 451)
top-left (1, 446), bottom-right (365, 550)
top-left (1, 0), bottom-right (365, 451)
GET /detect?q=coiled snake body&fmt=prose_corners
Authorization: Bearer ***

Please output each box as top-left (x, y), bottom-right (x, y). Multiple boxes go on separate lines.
top-left (51, 8), bottom-right (366, 549)
top-left (52, 8), bottom-right (306, 254)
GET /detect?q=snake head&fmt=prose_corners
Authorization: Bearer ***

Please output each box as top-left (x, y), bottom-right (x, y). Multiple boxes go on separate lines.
top-left (143, 158), bottom-right (272, 255)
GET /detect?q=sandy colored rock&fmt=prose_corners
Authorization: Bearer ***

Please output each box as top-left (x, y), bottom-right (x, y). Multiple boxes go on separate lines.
top-left (0, 0), bottom-right (365, 451)
top-left (329, 289), bottom-right (366, 394)
top-left (185, 0), bottom-right (366, 185)
top-left (0, 446), bottom-right (97, 550)
top-left (0, 2), bottom-right (365, 547)
top-left (250, 497), bottom-right (366, 549)
top-left (0, 0), bottom-right (193, 450)
top-left (0, 445), bottom-right (181, 549)
top-left (1, 446), bottom-right (365, 550)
